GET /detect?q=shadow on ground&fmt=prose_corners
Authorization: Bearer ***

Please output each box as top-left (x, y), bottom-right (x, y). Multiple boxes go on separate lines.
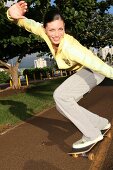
top-left (100, 77), bottom-right (113, 86)
top-left (23, 160), bottom-right (62, 170)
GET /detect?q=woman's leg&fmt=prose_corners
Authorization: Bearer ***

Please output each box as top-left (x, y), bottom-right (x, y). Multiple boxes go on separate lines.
top-left (53, 68), bottom-right (108, 142)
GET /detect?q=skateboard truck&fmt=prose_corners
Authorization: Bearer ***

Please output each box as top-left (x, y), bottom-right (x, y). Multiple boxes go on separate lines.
top-left (71, 152), bottom-right (95, 160)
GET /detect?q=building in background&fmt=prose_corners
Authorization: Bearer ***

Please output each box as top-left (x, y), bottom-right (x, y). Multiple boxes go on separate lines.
top-left (89, 46), bottom-right (113, 66)
top-left (99, 46), bottom-right (113, 60)
top-left (8, 52), bottom-right (39, 69)
top-left (34, 57), bottom-right (54, 68)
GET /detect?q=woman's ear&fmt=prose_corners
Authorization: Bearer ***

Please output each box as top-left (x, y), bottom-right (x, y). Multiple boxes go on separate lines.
top-left (43, 27), bottom-right (47, 34)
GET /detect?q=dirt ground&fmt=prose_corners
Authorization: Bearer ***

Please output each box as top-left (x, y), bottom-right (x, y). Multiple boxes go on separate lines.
top-left (0, 86), bottom-right (27, 97)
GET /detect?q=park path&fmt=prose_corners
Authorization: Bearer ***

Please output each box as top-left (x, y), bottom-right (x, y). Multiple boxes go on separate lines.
top-left (0, 78), bottom-right (113, 170)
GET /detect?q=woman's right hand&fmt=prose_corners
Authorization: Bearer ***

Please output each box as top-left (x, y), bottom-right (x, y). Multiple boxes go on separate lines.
top-left (8, 1), bottom-right (28, 19)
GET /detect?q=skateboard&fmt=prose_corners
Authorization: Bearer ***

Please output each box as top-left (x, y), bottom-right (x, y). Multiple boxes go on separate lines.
top-left (68, 127), bottom-right (111, 160)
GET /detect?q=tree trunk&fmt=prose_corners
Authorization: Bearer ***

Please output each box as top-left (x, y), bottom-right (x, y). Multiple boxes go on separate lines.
top-left (10, 67), bottom-right (19, 89)
top-left (0, 60), bottom-right (20, 89)
top-left (9, 62), bottom-right (20, 89)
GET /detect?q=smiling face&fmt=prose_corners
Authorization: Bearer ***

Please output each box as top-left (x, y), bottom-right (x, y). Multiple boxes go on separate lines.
top-left (44, 19), bottom-right (65, 46)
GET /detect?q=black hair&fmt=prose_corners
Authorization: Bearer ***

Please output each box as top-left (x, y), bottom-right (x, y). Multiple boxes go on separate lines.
top-left (43, 7), bottom-right (64, 28)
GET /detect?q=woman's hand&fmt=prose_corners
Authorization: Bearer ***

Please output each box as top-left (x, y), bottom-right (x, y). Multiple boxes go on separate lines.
top-left (8, 1), bottom-right (27, 19)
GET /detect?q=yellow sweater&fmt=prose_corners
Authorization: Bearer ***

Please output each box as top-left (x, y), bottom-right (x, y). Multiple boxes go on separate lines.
top-left (7, 15), bottom-right (113, 79)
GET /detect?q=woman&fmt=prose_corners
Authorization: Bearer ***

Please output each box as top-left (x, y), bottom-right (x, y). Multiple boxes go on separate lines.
top-left (7, 1), bottom-right (111, 149)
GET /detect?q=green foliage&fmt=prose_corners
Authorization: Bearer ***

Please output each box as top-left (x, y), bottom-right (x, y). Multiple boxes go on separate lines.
top-left (55, 0), bottom-right (113, 47)
top-left (0, 71), bottom-right (10, 84)
top-left (26, 0), bottom-right (51, 22)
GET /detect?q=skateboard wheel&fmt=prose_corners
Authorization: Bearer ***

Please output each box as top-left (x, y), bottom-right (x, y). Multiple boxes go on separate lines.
top-left (88, 153), bottom-right (95, 160)
top-left (107, 132), bottom-right (112, 139)
top-left (72, 154), bottom-right (78, 158)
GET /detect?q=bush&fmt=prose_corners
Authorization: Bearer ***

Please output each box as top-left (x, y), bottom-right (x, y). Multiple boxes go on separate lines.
top-left (23, 68), bottom-right (34, 80)
top-left (0, 71), bottom-right (10, 84)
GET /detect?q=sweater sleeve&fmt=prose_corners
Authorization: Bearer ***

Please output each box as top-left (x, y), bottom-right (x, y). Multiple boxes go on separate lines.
top-left (7, 10), bottom-right (46, 39)
top-left (67, 37), bottom-right (113, 79)
top-left (17, 18), bottom-right (44, 37)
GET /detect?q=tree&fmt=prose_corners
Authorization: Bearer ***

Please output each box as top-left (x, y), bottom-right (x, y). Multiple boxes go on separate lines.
top-left (54, 0), bottom-right (113, 47)
top-left (0, 0), bottom-right (51, 89)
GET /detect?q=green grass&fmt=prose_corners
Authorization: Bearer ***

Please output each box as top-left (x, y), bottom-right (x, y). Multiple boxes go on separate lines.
top-left (0, 77), bottom-right (67, 126)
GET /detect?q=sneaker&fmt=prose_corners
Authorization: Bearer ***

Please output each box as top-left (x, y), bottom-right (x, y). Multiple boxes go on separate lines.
top-left (72, 135), bottom-right (103, 149)
top-left (102, 122), bottom-right (111, 130)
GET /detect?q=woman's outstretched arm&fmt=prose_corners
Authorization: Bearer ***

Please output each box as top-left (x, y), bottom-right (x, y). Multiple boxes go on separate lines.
top-left (7, 0), bottom-right (27, 20)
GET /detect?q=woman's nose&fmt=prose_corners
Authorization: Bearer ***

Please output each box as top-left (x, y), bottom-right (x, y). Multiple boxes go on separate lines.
top-left (54, 30), bottom-right (59, 36)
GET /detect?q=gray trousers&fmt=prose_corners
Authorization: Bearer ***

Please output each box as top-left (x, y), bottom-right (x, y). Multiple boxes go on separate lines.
top-left (53, 68), bottom-right (108, 140)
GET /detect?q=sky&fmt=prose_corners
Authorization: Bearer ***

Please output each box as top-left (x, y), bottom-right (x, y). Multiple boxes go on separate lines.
top-left (108, 6), bottom-right (113, 14)
top-left (97, 0), bottom-right (113, 14)
top-left (51, 0), bottom-right (54, 5)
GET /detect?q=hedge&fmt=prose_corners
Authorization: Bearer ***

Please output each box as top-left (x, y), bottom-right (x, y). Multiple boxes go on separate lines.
top-left (23, 67), bottom-right (53, 80)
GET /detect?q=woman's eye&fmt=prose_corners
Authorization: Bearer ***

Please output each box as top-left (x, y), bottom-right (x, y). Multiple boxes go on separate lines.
top-left (59, 28), bottom-right (63, 30)
top-left (49, 29), bottom-right (55, 32)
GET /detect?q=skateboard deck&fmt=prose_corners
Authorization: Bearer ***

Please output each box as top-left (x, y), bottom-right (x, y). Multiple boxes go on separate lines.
top-left (68, 127), bottom-right (111, 160)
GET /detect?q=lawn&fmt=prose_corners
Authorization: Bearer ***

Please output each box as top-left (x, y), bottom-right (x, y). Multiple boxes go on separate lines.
top-left (0, 77), bottom-right (67, 126)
